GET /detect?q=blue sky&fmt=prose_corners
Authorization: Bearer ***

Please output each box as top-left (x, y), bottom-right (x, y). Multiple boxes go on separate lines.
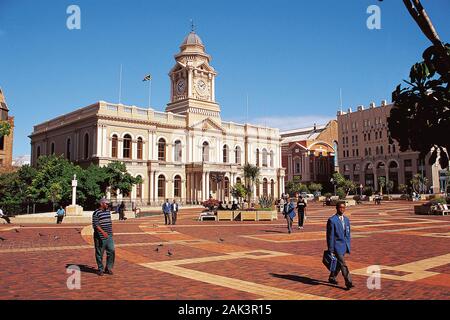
top-left (1, 0), bottom-right (449, 157)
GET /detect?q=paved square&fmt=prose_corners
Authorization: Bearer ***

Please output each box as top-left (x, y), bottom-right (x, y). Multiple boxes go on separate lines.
top-left (1, 201), bottom-right (450, 300)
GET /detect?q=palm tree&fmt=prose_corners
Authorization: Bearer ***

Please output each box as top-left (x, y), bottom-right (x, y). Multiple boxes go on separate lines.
top-left (243, 163), bottom-right (260, 205)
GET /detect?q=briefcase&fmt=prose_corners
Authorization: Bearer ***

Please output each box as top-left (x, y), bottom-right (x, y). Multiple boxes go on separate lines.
top-left (322, 250), bottom-right (337, 272)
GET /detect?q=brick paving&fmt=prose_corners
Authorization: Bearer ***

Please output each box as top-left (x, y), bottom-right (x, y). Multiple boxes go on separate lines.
top-left (0, 201), bottom-right (449, 300)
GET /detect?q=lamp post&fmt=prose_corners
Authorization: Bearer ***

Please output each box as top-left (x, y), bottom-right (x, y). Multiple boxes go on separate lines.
top-left (330, 178), bottom-right (337, 196)
top-left (360, 184), bottom-right (364, 197)
top-left (71, 174), bottom-right (78, 206)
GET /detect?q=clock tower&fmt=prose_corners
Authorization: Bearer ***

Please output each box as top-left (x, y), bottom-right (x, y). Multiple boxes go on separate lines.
top-left (166, 30), bottom-right (221, 125)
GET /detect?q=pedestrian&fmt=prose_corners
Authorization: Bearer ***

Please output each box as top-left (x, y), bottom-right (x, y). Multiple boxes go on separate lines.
top-left (171, 199), bottom-right (179, 225)
top-left (56, 205), bottom-right (65, 224)
top-left (279, 197), bottom-right (285, 213)
top-left (0, 208), bottom-right (11, 224)
top-left (297, 196), bottom-right (307, 230)
top-left (326, 201), bottom-right (354, 290)
top-left (283, 198), bottom-right (296, 234)
top-left (92, 197), bottom-right (115, 276)
top-left (162, 199), bottom-right (172, 225)
top-left (118, 201), bottom-right (126, 220)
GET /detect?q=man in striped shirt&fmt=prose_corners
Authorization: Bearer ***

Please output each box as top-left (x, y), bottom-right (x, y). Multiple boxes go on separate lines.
top-left (92, 197), bottom-right (115, 276)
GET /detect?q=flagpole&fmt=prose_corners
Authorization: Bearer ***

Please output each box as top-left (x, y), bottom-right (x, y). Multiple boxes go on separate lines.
top-left (148, 78), bottom-right (152, 109)
top-left (119, 64), bottom-right (123, 104)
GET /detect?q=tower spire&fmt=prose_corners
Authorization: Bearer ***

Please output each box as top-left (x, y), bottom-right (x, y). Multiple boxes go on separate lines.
top-left (190, 19), bottom-right (195, 32)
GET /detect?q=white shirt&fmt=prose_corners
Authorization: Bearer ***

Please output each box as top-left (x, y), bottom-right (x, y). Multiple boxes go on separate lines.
top-left (0, 209), bottom-right (3, 217)
top-left (339, 215), bottom-right (345, 230)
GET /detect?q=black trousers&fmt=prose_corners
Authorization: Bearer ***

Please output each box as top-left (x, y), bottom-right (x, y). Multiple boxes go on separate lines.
top-left (172, 212), bottom-right (178, 225)
top-left (298, 211), bottom-right (305, 227)
top-left (1, 216), bottom-right (11, 224)
top-left (56, 215), bottom-right (64, 224)
top-left (329, 253), bottom-right (352, 285)
top-left (164, 213), bottom-right (172, 225)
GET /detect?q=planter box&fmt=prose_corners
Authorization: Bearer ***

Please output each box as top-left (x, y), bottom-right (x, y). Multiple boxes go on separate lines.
top-left (240, 211), bottom-right (257, 221)
top-left (257, 211), bottom-right (273, 221)
top-left (217, 211), bottom-right (234, 221)
top-left (414, 205), bottom-right (432, 215)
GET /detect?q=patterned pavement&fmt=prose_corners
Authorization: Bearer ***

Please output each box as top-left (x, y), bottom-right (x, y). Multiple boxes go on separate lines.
top-left (0, 201), bottom-right (449, 300)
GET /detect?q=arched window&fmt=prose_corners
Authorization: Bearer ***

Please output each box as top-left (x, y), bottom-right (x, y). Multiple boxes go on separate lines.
top-left (123, 134), bottom-right (132, 159)
top-left (137, 137), bottom-right (143, 160)
top-left (0, 136), bottom-right (4, 151)
top-left (66, 139), bottom-right (71, 160)
top-left (256, 179), bottom-right (260, 197)
top-left (256, 149), bottom-right (260, 167)
top-left (174, 175), bottom-right (182, 198)
top-left (136, 175), bottom-right (143, 199)
top-left (84, 133), bottom-right (89, 159)
top-left (236, 177), bottom-right (242, 185)
top-left (158, 175), bottom-right (166, 198)
top-left (202, 142), bottom-right (209, 162)
top-left (270, 151), bottom-right (274, 167)
top-left (37, 146), bottom-right (41, 159)
top-left (224, 177), bottom-right (230, 198)
top-left (174, 140), bottom-right (182, 162)
top-left (235, 146), bottom-right (241, 165)
top-left (270, 179), bottom-right (275, 196)
top-left (262, 149), bottom-right (268, 167)
top-left (223, 145), bottom-right (229, 163)
top-left (51, 143), bottom-right (55, 155)
top-left (111, 135), bottom-right (118, 158)
top-left (263, 178), bottom-right (268, 197)
top-left (158, 138), bottom-right (166, 161)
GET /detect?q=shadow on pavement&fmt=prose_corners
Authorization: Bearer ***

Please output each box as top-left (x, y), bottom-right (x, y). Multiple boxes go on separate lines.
top-left (66, 264), bottom-right (98, 274)
top-left (270, 273), bottom-right (346, 290)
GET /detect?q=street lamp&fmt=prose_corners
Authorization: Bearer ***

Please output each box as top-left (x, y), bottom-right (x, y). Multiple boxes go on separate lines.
top-left (360, 184), bottom-right (364, 197)
top-left (330, 178), bottom-right (337, 196)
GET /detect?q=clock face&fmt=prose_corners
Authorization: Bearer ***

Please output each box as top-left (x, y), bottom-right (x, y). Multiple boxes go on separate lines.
top-left (176, 79), bottom-right (186, 94)
top-left (196, 79), bottom-right (208, 95)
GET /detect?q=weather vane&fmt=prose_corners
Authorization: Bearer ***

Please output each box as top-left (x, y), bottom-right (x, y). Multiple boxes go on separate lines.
top-left (190, 19), bottom-right (195, 32)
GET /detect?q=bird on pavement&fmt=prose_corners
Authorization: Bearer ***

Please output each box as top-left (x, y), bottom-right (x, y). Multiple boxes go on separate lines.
top-left (54, 236), bottom-right (60, 240)
top-left (38, 233), bottom-right (45, 237)
top-left (158, 243), bottom-right (164, 247)
top-left (155, 247), bottom-right (159, 252)
top-left (15, 229), bottom-right (19, 233)
top-left (0, 236), bottom-right (6, 241)
top-left (219, 238), bottom-right (225, 242)
top-left (167, 250), bottom-right (173, 257)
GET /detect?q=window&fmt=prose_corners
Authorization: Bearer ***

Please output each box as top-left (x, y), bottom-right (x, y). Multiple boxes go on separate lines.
top-left (66, 139), bottom-right (71, 160)
top-left (51, 143), bottom-right (55, 155)
top-left (158, 175), bottom-right (166, 198)
top-left (263, 178), bottom-right (268, 197)
top-left (380, 146), bottom-right (383, 155)
top-left (235, 146), bottom-right (241, 165)
top-left (123, 134), bottom-right (132, 159)
top-left (270, 180), bottom-right (275, 196)
top-left (356, 149), bottom-right (359, 157)
top-left (137, 137), bottom-right (143, 160)
top-left (158, 138), bottom-right (166, 161)
top-left (344, 164), bottom-right (350, 172)
top-left (136, 175), bottom-right (142, 199)
top-left (270, 151), bottom-right (274, 167)
top-left (223, 145), bottom-right (229, 163)
top-left (295, 158), bottom-right (301, 174)
top-left (379, 132), bottom-right (382, 139)
top-left (37, 146), bottom-right (41, 158)
top-left (202, 142), bottom-right (209, 162)
top-left (375, 132), bottom-right (378, 140)
top-left (376, 146), bottom-right (379, 155)
top-left (404, 159), bottom-right (412, 168)
top-left (174, 175), bottom-right (182, 198)
top-left (236, 177), bottom-right (242, 185)
top-left (174, 140), bottom-right (182, 162)
top-left (84, 133), bottom-right (89, 159)
top-left (111, 135), bottom-right (118, 158)
top-left (262, 149), bottom-right (268, 167)
top-left (256, 149), bottom-right (260, 167)
top-left (0, 136), bottom-right (4, 150)
top-left (388, 145), bottom-right (391, 154)
top-left (392, 144), bottom-right (396, 153)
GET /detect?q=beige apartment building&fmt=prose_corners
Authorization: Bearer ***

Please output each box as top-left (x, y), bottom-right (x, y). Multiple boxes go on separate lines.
top-left (337, 101), bottom-right (447, 194)
top-left (29, 31), bottom-right (285, 206)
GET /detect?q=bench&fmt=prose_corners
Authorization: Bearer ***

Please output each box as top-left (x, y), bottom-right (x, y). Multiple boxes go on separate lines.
top-left (199, 213), bottom-right (217, 221)
top-left (432, 204), bottom-right (450, 216)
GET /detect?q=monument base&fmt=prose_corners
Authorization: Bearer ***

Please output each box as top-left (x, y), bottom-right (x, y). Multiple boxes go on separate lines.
top-left (66, 205), bottom-right (84, 216)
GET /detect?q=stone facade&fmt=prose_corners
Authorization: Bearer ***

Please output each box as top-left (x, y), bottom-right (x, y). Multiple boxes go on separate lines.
top-left (29, 31), bottom-right (285, 206)
top-left (337, 101), bottom-right (447, 193)
top-left (0, 89), bottom-right (14, 169)
top-left (281, 121), bottom-right (338, 186)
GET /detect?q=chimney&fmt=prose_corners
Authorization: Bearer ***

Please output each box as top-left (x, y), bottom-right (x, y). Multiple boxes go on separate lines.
top-left (357, 105), bottom-right (364, 111)
top-left (381, 100), bottom-right (387, 106)
top-left (370, 102), bottom-right (376, 108)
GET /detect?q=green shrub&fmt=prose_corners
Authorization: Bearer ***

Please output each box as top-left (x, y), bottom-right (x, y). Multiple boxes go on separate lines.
top-left (336, 187), bottom-right (346, 200)
top-left (363, 187), bottom-right (374, 197)
top-left (258, 196), bottom-right (274, 209)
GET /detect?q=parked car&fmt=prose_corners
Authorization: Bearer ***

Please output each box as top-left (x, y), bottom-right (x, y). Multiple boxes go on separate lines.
top-left (300, 192), bottom-right (315, 201)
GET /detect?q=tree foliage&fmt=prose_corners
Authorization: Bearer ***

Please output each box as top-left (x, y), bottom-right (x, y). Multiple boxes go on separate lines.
top-left (0, 121), bottom-right (11, 137)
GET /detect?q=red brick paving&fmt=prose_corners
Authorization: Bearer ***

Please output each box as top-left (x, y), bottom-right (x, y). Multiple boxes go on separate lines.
top-left (0, 201), bottom-right (449, 300)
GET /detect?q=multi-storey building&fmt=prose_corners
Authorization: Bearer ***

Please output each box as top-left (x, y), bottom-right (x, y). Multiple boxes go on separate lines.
top-left (337, 101), bottom-right (447, 193)
top-left (30, 30), bottom-right (285, 205)
top-left (281, 121), bottom-right (338, 187)
top-left (0, 88), bottom-right (14, 169)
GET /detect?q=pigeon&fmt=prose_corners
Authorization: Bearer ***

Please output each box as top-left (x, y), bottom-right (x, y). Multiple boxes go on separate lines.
top-left (0, 237), bottom-right (6, 241)
top-left (155, 248), bottom-right (159, 252)
top-left (38, 233), bottom-right (45, 237)
top-left (167, 250), bottom-right (173, 257)
top-left (15, 229), bottom-right (20, 233)
top-left (158, 244), bottom-right (164, 247)
top-left (219, 238), bottom-right (225, 242)
top-left (54, 236), bottom-right (60, 240)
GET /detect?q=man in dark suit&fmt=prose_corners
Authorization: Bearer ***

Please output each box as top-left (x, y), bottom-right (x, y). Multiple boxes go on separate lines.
top-left (162, 199), bottom-right (172, 225)
top-left (326, 201), bottom-right (354, 290)
top-left (171, 200), bottom-right (179, 225)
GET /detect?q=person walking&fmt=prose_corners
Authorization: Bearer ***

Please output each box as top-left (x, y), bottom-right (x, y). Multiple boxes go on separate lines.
top-left (326, 201), bottom-right (354, 290)
top-left (171, 199), bottom-right (179, 225)
top-left (118, 201), bottom-right (126, 221)
top-left (283, 198), bottom-right (296, 234)
top-left (56, 206), bottom-right (65, 224)
top-left (162, 199), bottom-right (172, 225)
top-left (0, 208), bottom-right (11, 224)
top-left (297, 196), bottom-right (307, 230)
top-left (92, 197), bottom-right (115, 276)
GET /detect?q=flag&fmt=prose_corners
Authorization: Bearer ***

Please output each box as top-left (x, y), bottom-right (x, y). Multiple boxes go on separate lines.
top-left (143, 74), bottom-right (152, 82)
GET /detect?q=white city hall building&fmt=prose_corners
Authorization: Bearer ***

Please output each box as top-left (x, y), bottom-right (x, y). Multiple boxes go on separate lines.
top-left (30, 31), bottom-right (285, 206)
